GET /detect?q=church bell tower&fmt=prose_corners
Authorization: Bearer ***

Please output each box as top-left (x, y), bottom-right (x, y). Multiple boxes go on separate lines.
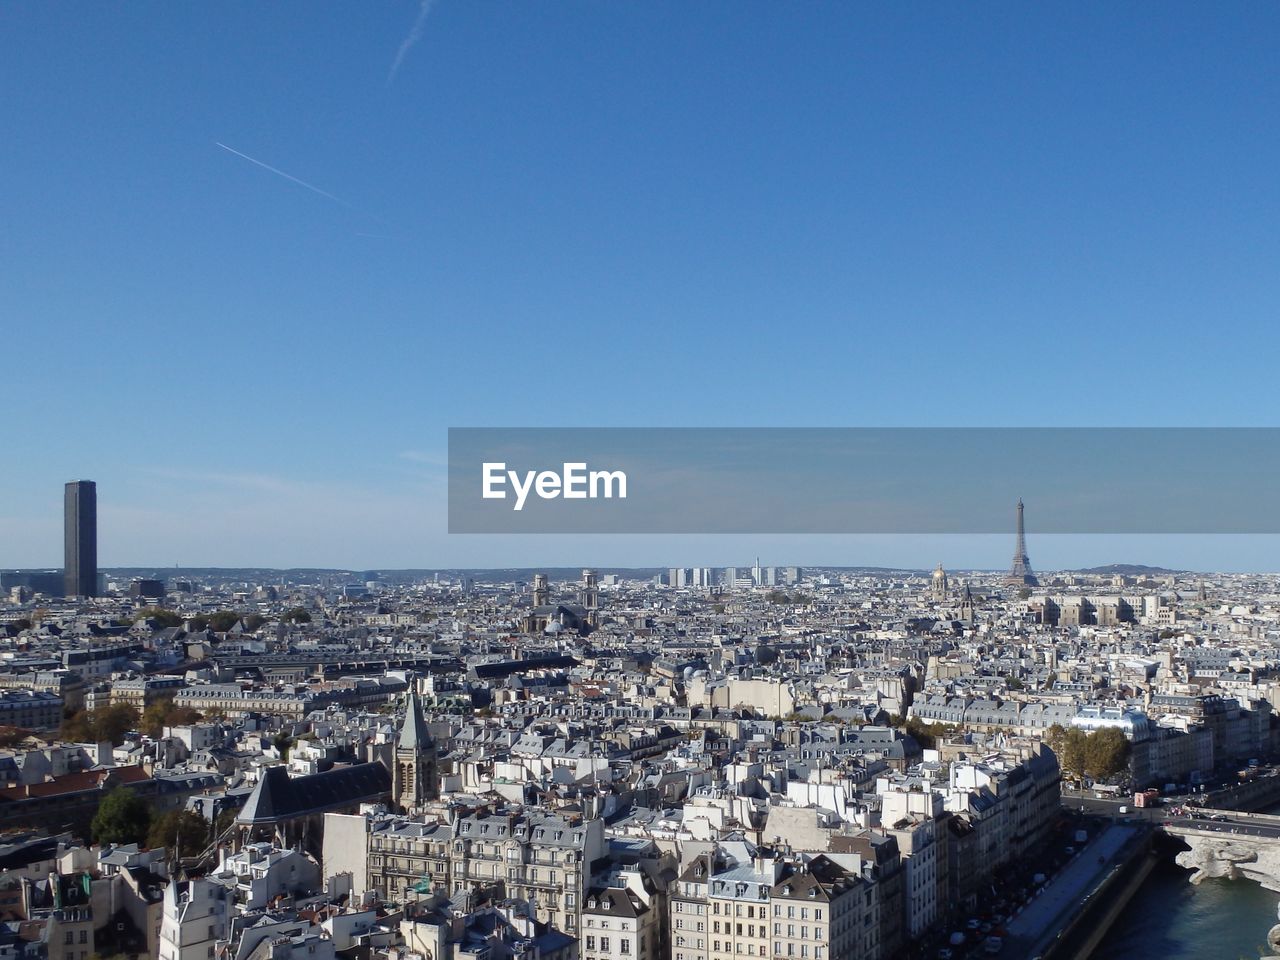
top-left (393, 686), bottom-right (437, 812)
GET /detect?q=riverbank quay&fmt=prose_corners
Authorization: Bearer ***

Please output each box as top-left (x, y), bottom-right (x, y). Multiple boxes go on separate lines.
top-left (1003, 823), bottom-right (1153, 959)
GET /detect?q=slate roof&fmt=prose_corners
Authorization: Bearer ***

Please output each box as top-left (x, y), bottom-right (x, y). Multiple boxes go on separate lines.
top-left (399, 688), bottom-right (431, 750)
top-left (236, 761), bottom-right (391, 824)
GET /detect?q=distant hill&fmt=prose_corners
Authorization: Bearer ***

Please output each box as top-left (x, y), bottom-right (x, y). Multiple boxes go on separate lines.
top-left (1068, 563), bottom-right (1187, 576)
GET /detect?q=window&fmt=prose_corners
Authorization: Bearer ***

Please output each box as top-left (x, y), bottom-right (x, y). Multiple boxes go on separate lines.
top-left (586, 937), bottom-right (595, 951)
top-left (65, 933), bottom-right (74, 945)
top-left (79, 932), bottom-right (87, 945)
top-left (600, 938), bottom-right (609, 952)
top-left (620, 939), bottom-right (630, 953)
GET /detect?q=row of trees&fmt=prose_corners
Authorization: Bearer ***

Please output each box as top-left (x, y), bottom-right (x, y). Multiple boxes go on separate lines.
top-left (60, 704), bottom-right (140, 745)
top-left (131, 608), bottom-right (313, 631)
top-left (765, 591), bottom-right (812, 605)
top-left (60, 697), bottom-right (205, 745)
top-left (898, 715), bottom-right (956, 749)
top-left (132, 608), bottom-right (266, 631)
top-left (1045, 723), bottom-right (1131, 780)
top-left (90, 787), bottom-right (224, 857)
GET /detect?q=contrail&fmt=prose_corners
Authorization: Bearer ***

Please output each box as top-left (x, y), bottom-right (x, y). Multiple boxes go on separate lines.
top-left (215, 141), bottom-right (355, 210)
top-left (388, 0), bottom-right (436, 84)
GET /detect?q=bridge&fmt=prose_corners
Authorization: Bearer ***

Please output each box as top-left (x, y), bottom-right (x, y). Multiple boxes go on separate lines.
top-left (1072, 793), bottom-right (1280, 893)
top-left (1163, 809), bottom-right (1280, 893)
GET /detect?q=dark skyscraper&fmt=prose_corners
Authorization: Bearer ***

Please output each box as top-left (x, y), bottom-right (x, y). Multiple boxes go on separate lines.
top-left (64, 480), bottom-right (98, 597)
top-left (1007, 497), bottom-right (1038, 587)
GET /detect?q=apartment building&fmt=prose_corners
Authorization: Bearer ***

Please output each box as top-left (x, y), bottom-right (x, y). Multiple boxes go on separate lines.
top-left (768, 856), bottom-right (875, 960)
top-left (358, 809), bottom-right (605, 936)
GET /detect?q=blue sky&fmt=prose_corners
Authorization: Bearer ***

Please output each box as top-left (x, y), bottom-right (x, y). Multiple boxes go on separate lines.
top-left (3, 2), bottom-right (1279, 570)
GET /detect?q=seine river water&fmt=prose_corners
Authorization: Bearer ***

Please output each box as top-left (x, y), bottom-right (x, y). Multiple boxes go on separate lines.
top-left (1094, 857), bottom-right (1280, 960)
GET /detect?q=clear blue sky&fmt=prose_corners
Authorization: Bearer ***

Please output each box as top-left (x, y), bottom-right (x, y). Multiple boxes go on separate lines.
top-left (3, 2), bottom-right (1279, 570)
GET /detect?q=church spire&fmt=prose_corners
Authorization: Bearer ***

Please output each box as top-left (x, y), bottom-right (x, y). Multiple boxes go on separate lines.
top-left (398, 685), bottom-right (431, 751)
top-left (392, 685), bottom-right (437, 812)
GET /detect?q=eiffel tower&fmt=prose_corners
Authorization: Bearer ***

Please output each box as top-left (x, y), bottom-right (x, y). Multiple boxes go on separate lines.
top-left (1007, 498), bottom-right (1038, 586)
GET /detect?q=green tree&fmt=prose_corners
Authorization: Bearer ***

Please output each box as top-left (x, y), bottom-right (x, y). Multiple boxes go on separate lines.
top-left (141, 697), bottom-right (204, 738)
top-left (1083, 726), bottom-right (1131, 779)
top-left (95, 704), bottom-right (141, 745)
top-left (132, 607), bottom-right (183, 628)
top-left (187, 614), bottom-right (210, 631)
top-left (900, 716), bottom-right (953, 750)
top-left (1017, 587), bottom-right (1033, 600)
top-left (1045, 725), bottom-right (1128, 780)
top-left (282, 608), bottom-right (312, 624)
top-left (243, 614), bottom-right (267, 631)
top-left (91, 787), bottom-right (152, 845)
top-left (62, 704), bottom-right (140, 745)
top-left (60, 709), bottom-right (95, 742)
top-left (272, 732), bottom-right (293, 760)
top-left (1045, 724), bottom-right (1087, 778)
top-left (214, 806), bottom-right (239, 834)
top-left (0, 726), bottom-right (31, 748)
top-left (146, 808), bottom-right (210, 857)
top-left (206, 611), bottom-right (241, 632)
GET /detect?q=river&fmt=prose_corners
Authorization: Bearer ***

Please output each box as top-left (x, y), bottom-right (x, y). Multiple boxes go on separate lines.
top-left (1093, 856), bottom-right (1280, 960)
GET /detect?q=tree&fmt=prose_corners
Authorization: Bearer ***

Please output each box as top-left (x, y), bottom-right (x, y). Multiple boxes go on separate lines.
top-left (95, 704), bottom-right (141, 745)
top-left (0, 726), bottom-right (31, 748)
top-left (282, 608), bottom-right (312, 624)
top-left (187, 614), bottom-right (210, 631)
top-left (1017, 587), bottom-right (1033, 600)
top-left (243, 614), bottom-right (267, 631)
top-left (141, 697), bottom-right (203, 738)
top-left (1045, 724), bottom-right (1128, 780)
top-left (272, 732), bottom-right (293, 761)
top-left (900, 715), bottom-right (953, 750)
top-left (60, 710), bottom-right (95, 742)
top-left (12, 618), bottom-right (32, 631)
top-left (61, 704), bottom-right (140, 746)
top-left (91, 787), bottom-right (151, 845)
top-left (132, 607), bottom-right (183, 628)
top-left (214, 806), bottom-right (239, 834)
top-left (146, 808), bottom-right (209, 858)
top-left (206, 611), bottom-right (240, 632)
top-left (1083, 726), bottom-right (1131, 779)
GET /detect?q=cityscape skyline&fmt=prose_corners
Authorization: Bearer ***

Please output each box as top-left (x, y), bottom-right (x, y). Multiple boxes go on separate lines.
top-left (3, 478), bottom-right (1279, 576)
top-left (5, 5), bottom-right (1280, 954)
